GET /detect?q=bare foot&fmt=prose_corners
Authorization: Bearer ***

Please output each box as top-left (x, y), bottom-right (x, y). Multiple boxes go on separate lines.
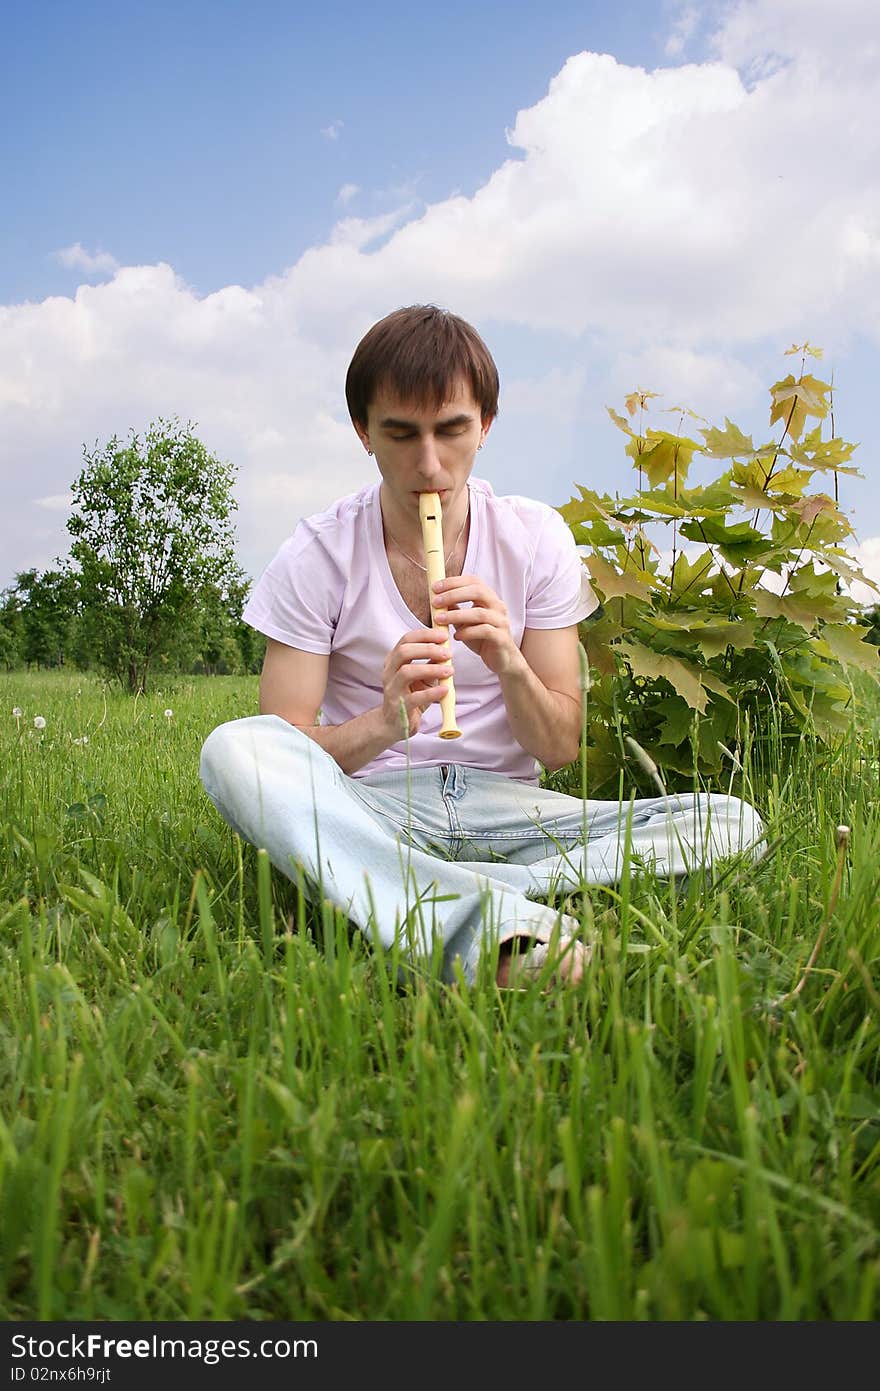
top-left (497, 934), bottom-right (592, 989)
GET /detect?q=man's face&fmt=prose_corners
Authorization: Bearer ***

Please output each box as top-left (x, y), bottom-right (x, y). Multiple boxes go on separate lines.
top-left (357, 379), bottom-right (491, 520)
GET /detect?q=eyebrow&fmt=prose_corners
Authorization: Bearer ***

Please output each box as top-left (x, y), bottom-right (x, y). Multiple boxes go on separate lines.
top-left (378, 412), bottom-right (475, 430)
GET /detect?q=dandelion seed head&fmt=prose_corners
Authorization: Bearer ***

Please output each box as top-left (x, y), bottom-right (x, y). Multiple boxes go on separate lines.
top-left (33, 715), bottom-right (46, 730)
top-left (164, 709), bottom-right (173, 719)
top-left (12, 707), bottom-right (22, 718)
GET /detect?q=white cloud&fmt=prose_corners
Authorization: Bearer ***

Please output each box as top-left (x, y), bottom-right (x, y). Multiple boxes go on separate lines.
top-left (710, 0), bottom-right (880, 76)
top-left (607, 348), bottom-right (763, 422)
top-left (329, 205), bottom-right (416, 251)
top-left (502, 367), bottom-right (586, 421)
top-left (336, 183), bottom-right (360, 206)
top-left (3, 0), bottom-right (880, 586)
top-left (664, 4), bottom-right (701, 58)
top-left (846, 537), bottom-right (880, 607)
top-left (54, 243), bottom-right (119, 277)
top-left (320, 120), bottom-right (343, 140)
top-left (34, 494), bottom-right (73, 511)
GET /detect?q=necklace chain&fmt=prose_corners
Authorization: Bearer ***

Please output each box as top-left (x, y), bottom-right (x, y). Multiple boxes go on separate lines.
top-left (386, 504), bottom-right (469, 572)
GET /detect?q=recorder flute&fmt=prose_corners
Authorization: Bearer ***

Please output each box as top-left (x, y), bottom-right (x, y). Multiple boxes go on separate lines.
top-left (418, 492), bottom-right (462, 740)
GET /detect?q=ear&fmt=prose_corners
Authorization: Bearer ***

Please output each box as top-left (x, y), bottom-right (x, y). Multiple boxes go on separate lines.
top-left (353, 420), bottom-right (372, 454)
top-left (480, 413), bottom-right (496, 445)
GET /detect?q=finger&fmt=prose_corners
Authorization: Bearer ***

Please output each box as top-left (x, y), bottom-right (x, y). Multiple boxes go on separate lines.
top-left (400, 627), bottom-right (448, 645)
top-left (393, 641), bottom-right (453, 667)
top-left (433, 606), bottom-right (497, 626)
top-left (409, 683), bottom-right (450, 710)
top-left (401, 661), bottom-right (454, 685)
top-left (432, 579), bottom-right (493, 604)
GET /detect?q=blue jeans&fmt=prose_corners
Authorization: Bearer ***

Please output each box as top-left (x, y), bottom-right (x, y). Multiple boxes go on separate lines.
top-left (199, 716), bottom-right (765, 983)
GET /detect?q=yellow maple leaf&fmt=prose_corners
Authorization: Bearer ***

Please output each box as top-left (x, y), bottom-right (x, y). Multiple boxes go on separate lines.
top-left (623, 389), bottom-right (660, 418)
top-left (606, 406), bottom-right (635, 436)
top-left (770, 374), bottom-right (830, 441)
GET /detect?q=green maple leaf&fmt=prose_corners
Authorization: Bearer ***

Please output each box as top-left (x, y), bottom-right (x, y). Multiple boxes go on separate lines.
top-left (570, 519), bottom-right (628, 548)
top-left (655, 697), bottom-right (695, 747)
top-left (640, 479), bottom-right (735, 519)
top-left (558, 489), bottom-right (614, 524)
top-left (699, 669), bottom-right (733, 702)
top-left (789, 564), bottom-right (840, 598)
top-left (584, 553), bottom-right (653, 601)
top-left (680, 517), bottom-right (767, 565)
top-left (621, 640), bottom-right (708, 712)
top-left (808, 696), bottom-right (854, 739)
top-left (753, 588), bottom-right (821, 633)
top-left (693, 619), bottom-right (757, 659)
top-left (732, 461), bottom-right (809, 496)
top-left (700, 418), bottom-right (756, 458)
top-left (819, 624), bottom-right (880, 673)
top-left (788, 428), bottom-right (860, 474)
top-left (669, 551), bottom-right (715, 601)
top-left (818, 548), bottom-right (880, 591)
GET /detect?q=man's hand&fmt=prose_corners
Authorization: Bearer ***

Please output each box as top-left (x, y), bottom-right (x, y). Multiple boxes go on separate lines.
top-left (432, 576), bottom-right (523, 677)
top-left (381, 627), bottom-right (454, 739)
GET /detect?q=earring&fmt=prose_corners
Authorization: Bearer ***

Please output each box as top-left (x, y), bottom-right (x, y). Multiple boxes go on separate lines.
top-left (367, 449), bottom-right (373, 457)
top-left (477, 442), bottom-right (483, 451)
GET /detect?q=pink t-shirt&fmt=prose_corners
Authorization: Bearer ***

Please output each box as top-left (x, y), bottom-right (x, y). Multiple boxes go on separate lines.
top-left (243, 478), bottom-right (598, 783)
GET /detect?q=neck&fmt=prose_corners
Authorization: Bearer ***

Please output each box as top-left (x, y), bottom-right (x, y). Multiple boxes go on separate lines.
top-left (380, 484), bottom-right (470, 561)
top-left (380, 484), bottom-right (469, 570)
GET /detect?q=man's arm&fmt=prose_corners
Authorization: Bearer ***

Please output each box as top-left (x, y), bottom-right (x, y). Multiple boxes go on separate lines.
top-left (259, 632), bottom-right (454, 776)
top-left (432, 576), bottom-right (585, 771)
top-left (500, 625), bottom-right (584, 771)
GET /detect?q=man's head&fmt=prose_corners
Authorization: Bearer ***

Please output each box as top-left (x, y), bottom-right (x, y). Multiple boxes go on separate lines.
top-left (345, 305), bottom-right (499, 431)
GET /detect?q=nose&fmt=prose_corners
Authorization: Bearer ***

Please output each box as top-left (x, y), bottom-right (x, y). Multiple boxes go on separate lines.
top-left (414, 433), bottom-right (443, 480)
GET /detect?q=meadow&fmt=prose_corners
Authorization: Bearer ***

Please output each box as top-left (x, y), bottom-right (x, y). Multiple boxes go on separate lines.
top-left (1, 668), bottom-right (878, 1320)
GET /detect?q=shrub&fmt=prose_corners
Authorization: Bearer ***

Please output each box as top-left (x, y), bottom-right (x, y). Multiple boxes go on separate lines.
top-left (560, 345), bottom-right (879, 795)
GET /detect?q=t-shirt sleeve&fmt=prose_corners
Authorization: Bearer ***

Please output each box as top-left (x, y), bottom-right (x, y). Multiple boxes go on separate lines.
top-left (525, 505), bottom-right (600, 629)
top-left (242, 526), bottom-right (339, 654)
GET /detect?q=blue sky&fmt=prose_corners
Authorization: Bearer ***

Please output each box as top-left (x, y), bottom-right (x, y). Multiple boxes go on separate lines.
top-left (3, 0), bottom-right (880, 600)
top-left (3, 0), bottom-right (669, 303)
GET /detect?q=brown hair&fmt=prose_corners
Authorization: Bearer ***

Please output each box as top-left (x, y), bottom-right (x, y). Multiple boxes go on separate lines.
top-left (345, 305), bottom-right (500, 428)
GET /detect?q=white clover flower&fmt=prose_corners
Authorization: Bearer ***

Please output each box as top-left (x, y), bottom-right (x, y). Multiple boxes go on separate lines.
top-left (12, 707), bottom-right (22, 718)
top-left (164, 709), bottom-right (173, 719)
top-left (33, 715), bottom-right (46, 730)
top-left (73, 735), bottom-right (89, 746)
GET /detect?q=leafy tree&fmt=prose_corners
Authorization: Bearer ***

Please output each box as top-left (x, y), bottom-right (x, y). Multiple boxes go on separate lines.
top-left (194, 578), bottom-right (251, 675)
top-left (0, 590), bottom-right (22, 669)
top-left (7, 568), bottom-right (80, 668)
top-left (560, 345), bottom-right (880, 795)
top-left (67, 418), bottom-right (244, 693)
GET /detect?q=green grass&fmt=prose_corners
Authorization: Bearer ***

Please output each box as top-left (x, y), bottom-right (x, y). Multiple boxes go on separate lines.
top-left (1, 669), bottom-right (879, 1320)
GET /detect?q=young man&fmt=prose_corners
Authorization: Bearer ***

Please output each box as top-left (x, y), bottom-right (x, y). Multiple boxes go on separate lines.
top-left (200, 306), bottom-right (764, 989)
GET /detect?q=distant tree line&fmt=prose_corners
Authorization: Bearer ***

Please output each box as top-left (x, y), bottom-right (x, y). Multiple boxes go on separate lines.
top-left (0, 567), bottom-right (265, 679)
top-left (0, 419), bottom-right (266, 690)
